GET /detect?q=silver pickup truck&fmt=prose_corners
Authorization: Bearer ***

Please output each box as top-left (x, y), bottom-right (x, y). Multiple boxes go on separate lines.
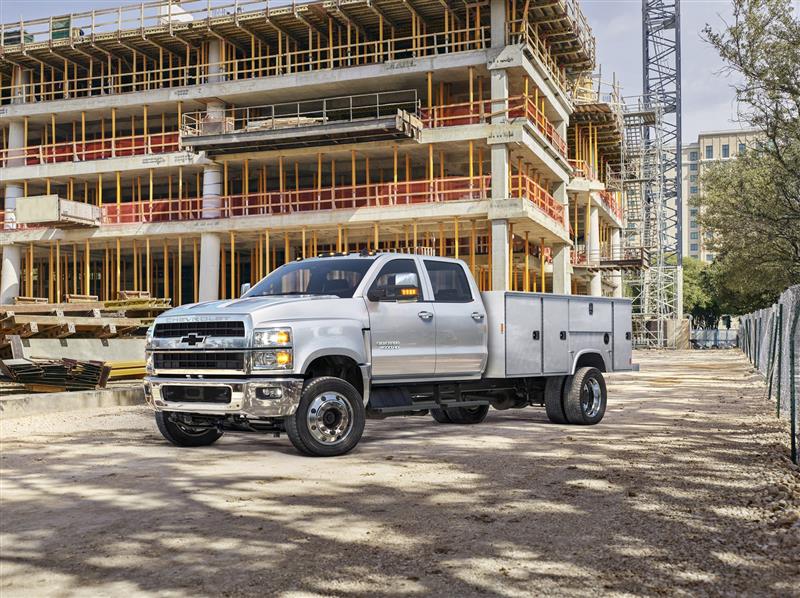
top-left (145, 252), bottom-right (637, 456)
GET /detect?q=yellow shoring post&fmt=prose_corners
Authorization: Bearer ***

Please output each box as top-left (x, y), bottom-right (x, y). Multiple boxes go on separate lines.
top-left (55, 240), bottom-right (61, 302)
top-left (28, 243), bottom-right (34, 297)
top-left (265, 229), bottom-right (271, 274)
top-left (413, 220), bottom-right (418, 249)
top-left (163, 239), bottom-right (169, 300)
top-left (111, 107), bottom-right (116, 157)
top-left (373, 223), bottom-right (379, 251)
top-left (524, 232), bottom-right (530, 291)
top-left (284, 232), bottom-right (290, 264)
top-left (470, 220), bottom-right (476, 274)
top-left (115, 237), bottom-right (121, 298)
top-left (115, 171), bottom-right (121, 221)
top-left (508, 224), bottom-right (514, 291)
top-left (454, 218), bottom-right (460, 259)
top-left (230, 231), bottom-right (236, 299)
top-left (302, 228), bottom-right (307, 259)
top-left (585, 198), bottom-right (591, 261)
top-left (351, 150), bottom-right (357, 205)
top-left (337, 225), bottom-right (343, 253)
top-left (46, 178), bottom-right (51, 195)
top-left (439, 222), bottom-right (445, 256)
top-left (469, 140), bottom-right (474, 188)
top-left (540, 237), bottom-right (546, 293)
top-left (132, 240), bottom-right (138, 292)
top-left (177, 237), bottom-right (182, 305)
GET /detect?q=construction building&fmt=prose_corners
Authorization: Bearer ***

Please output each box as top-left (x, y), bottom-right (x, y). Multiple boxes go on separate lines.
top-left (1, 0), bottom-right (627, 307)
top-left (680, 128), bottom-right (761, 263)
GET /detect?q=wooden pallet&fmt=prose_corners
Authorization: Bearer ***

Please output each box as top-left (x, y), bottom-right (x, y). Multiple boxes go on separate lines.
top-left (1, 314), bottom-right (146, 339)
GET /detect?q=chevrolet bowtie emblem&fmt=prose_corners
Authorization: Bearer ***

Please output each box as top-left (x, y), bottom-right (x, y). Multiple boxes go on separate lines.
top-left (180, 333), bottom-right (206, 346)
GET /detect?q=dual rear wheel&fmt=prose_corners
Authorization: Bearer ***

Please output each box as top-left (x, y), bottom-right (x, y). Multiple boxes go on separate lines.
top-left (545, 367), bottom-right (607, 425)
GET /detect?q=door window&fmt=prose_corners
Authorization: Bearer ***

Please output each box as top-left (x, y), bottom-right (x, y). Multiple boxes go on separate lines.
top-left (368, 259), bottom-right (421, 302)
top-left (424, 260), bottom-right (472, 302)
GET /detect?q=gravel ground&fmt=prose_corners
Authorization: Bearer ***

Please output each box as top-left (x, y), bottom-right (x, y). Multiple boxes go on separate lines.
top-left (1, 350), bottom-right (798, 597)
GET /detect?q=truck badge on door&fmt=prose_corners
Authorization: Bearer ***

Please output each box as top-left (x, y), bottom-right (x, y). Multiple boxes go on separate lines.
top-left (376, 341), bottom-right (400, 350)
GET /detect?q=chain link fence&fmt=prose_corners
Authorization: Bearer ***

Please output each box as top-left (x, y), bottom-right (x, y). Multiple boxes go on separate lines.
top-left (738, 285), bottom-right (800, 464)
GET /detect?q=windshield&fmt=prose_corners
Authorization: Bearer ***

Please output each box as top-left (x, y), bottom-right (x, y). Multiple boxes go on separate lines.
top-left (246, 258), bottom-right (376, 298)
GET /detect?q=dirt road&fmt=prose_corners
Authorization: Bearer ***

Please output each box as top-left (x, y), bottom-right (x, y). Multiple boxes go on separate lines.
top-left (1, 351), bottom-right (798, 597)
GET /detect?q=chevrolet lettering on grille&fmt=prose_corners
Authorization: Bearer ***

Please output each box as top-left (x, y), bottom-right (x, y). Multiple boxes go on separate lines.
top-left (180, 333), bottom-right (206, 346)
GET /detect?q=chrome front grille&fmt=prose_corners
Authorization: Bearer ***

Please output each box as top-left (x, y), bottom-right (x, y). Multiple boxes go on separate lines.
top-left (153, 352), bottom-right (246, 371)
top-left (153, 321), bottom-right (246, 338)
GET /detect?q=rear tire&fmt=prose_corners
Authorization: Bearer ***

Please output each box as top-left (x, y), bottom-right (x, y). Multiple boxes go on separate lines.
top-left (430, 408), bottom-right (453, 424)
top-left (155, 412), bottom-right (223, 447)
top-left (446, 404), bottom-right (489, 425)
top-left (285, 376), bottom-right (365, 457)
top-left (544, 376), bottom-right (569, 424)
top-left (563, 367), bottom-right (607, 425)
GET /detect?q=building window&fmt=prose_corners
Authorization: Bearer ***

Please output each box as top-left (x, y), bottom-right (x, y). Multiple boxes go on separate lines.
top-left (706, 254), bottom-right (714, 262)
top-left (690, 186), bottom-right (698, 194)
top-left (690, 232), bottom-right (699, 240)
top-left (705, 145), bottom-right (713, 159)
top-left (690, 244), bottom-right (699, 252)
top-left (689, 151), bottom-right (698, 161)
top-left (738, 143), bottom-right (746, 154)
top-left (689, 175), bottom-right (698, 182)
top-left (690, 163), bottom-right (698, 172)
top-left (722, 144), bottom-right (730, 158)
top-left (690, 208), bottom-right (698, 216)
top-left (690, 220), bottom-right (698, 228)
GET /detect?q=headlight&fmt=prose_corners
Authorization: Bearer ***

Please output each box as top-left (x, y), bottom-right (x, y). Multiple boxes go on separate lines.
top-left (251, 349), bottom-right (293, 370)
top-left (253, 327), bottom-right (292, 347)
top-left (145, 353), bottom-right (154, 375)
top-left (145, 324), bottom-right (155, 349)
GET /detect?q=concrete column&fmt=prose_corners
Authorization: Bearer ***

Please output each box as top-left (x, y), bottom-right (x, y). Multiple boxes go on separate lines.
top-left (491, 70), bottom-right (509, 120)
top-left (1, 244), bottom-right (21, 304)
top-left (202, 163), bottom-right (223, 219)
top-left (611, 227), bottom-right (623, 298)
top-left (4, 183), bottom-right (24, 229)
top-left (491, 146), bottom-right (509, 200)
top-left (199, 233), bottom-right (221, 301)
top-left (490, 0), bottom-right (506, 48)
top-left (11, 67), bottom-right (29, 105)
top-left (491, 219), bottom-right (509, 291)
top-left (552, 245), bottom-right (570, 295)
top-left (207, 39), bottom-right (224, 84)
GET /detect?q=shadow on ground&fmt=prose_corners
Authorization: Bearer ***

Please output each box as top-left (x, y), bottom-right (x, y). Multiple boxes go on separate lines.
top-left (1, 350), bottom-right (798, 597)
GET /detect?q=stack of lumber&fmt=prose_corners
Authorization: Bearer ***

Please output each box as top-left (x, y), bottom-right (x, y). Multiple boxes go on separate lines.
top-left (108, 360), bottom-right (146, 380)
top-left (0, 291), bottom-right (172, 349)
top-left (0, 358), bottom-right (110, 393)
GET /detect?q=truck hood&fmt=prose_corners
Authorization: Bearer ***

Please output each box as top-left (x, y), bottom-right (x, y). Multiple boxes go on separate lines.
top-left (158, 295), bottom-right (369, 328)
top-left (163, 295), bottom-right (332, 317)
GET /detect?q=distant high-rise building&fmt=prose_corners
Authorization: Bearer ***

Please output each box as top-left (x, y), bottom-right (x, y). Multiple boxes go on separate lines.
top-left (680, 129), bottom-right (761, 262)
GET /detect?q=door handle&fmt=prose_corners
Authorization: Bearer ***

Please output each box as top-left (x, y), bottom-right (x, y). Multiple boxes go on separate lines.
top-left (471, 312), bottom-right (485, 321)
top-left (418, 311), bottom-right (434, 321)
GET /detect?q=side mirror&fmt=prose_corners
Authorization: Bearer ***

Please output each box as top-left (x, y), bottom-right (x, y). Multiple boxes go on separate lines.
top-left (368, 285), bottom-right (419, 302)
top-left (240, 282), bottom-right (251, 297)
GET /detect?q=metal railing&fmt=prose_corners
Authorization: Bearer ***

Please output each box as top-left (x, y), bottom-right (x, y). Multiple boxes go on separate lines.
top-left (0, 132), bottom-right (180, 167)
top-left (2, 24), bottom-right (489, 105)
top-left (1, 173), bottom-right (564, 230)
top-left (420, 95), bottom-right (568, 159)
top-left (507, 19), bottom-right (568, 92)
top-left (182, 91), bottom-right (418, 137)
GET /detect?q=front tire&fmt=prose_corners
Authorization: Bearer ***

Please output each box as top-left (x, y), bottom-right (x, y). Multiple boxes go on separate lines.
top-left (155, 412), bottom-right (223, 447)
top-left (563, 367), bottom-right (607, 425)
top-left (285, 376), bottom-right (365, 457)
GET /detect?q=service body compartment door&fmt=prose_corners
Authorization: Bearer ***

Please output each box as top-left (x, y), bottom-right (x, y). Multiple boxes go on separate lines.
top-left (542, 296), bottom-right (571, 373)
top-left (613, 300), bottom-right (633, 370)
top-left (505, 294), bottom-right (543, 376)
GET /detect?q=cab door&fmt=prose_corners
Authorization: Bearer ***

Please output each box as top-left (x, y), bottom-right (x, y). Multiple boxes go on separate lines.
top-left (366, 258), bottom-right (436, 380)
top-left (424, 259), bottom-right (488, 377)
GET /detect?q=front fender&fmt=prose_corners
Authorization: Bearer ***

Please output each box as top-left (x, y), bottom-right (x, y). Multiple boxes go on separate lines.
top-left (291, 319), bottom-right (369, 374)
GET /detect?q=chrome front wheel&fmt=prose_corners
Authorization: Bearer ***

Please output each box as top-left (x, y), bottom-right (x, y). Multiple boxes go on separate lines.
top-left (306, 392), bottom-right (354, 446)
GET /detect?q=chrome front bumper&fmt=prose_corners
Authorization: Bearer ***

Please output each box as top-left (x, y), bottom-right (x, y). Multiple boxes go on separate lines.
top-left (144, 377), bottom-right (304, 418)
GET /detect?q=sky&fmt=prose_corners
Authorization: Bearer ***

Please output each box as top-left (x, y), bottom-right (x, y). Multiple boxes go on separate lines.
top-left (3, 0), bottom-right (795, 143)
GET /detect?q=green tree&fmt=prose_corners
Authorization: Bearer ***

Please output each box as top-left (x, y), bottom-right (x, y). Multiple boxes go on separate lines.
top-left (682, 257), bottom-right (721, 328)
top-left (700, 0), bottom-right (800, 311)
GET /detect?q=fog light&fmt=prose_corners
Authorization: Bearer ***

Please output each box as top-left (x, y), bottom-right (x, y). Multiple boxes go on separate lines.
top-left (256, 387), bottom-right (284, 400)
